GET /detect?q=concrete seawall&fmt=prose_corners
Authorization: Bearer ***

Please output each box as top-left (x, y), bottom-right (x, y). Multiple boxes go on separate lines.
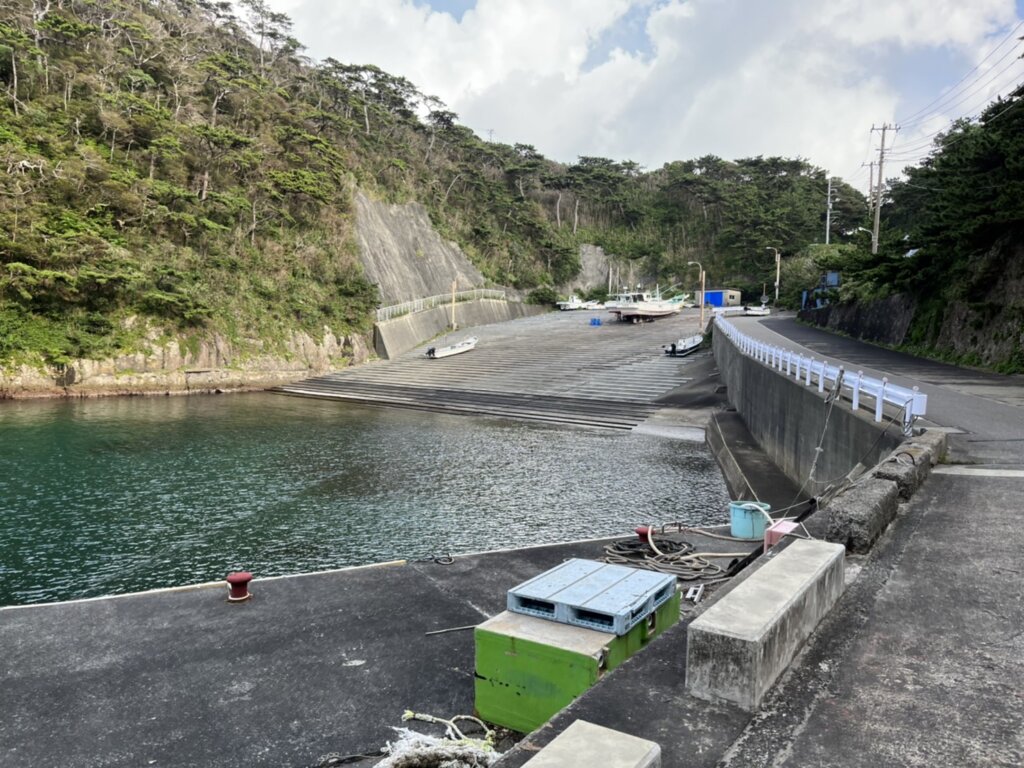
top-left (712, 324), bottom-right (903, 496)
top-left (373, 299), bottom-right (546, 359)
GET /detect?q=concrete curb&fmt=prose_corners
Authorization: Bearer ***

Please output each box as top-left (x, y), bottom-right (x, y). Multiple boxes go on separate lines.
top-left (824, 428), bottom-right (948, 553)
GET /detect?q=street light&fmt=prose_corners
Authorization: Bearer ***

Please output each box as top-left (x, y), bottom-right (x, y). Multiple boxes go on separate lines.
top-left (687, 260), bottom-right (706, 329)
top-left (854, 226), bottom-right (877, 253)
top-left (766, 247), bottom-right (780, 305)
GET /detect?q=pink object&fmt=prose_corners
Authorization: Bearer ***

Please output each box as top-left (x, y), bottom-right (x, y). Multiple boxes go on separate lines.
top-left (764, 521), bottom-right (799, 552)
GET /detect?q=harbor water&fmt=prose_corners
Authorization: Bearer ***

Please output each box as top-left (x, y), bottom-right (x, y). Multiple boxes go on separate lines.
top-left (0, 392), bottom-right (730, 606)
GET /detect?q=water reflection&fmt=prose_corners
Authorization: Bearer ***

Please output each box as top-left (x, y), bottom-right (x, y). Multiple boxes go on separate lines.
top-left (0, 393), bottom-right (729, 605)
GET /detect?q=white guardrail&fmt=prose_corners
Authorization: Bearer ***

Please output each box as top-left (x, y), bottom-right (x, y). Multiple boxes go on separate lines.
top-left (376, 289), bottom-right (507, 322)
top-left (715, 316), bottom-right (927, 431)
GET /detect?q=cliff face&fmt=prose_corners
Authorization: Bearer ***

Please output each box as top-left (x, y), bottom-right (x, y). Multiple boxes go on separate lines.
top-left (799, 295), bottom-right (917, 346)
top-left (354, 193), bottom-right (485, 304)
top-left (0, 327), bottom-right (371, 399)
top-left (928, 243), bottom-right (1024, 370)
top-left (800, 243), bottom-right (1024, 372)
top-left (565, 245), bottom-right (611, 294)
top-left (0, 187), bottom-right (508, 397)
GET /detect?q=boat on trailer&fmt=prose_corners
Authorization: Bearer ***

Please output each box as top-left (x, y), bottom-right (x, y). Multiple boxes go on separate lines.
top-left (608, 291), bottom-right (682, 323)
top-left (426, 336), bottom-right (478, 359)
top-left (663, 333), bottom-right (704, 357)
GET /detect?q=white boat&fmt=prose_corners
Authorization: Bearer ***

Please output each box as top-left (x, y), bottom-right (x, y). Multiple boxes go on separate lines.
top-left (426, 336), bottom-right (478, 358)
top-left (712, 306), bottom-right (746, 317)
top-left (556, 295), bottom-right (602, 311)
top-left (744, 304), bottom-right (771, 316)
top-left (609, 291), bottom-right (682, 323)
top-left (604, 290), bottom-right (634, 310)
top-left (663, 333), bottom-right (704, 357)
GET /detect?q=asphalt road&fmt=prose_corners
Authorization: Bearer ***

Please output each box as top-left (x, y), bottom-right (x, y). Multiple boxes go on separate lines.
top-left (732, 315), bottom-right (1024, 464)
top-left (712, 315), bottom-right (1024, 768)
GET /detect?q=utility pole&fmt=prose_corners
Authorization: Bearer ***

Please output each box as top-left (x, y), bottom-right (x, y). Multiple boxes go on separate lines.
top-left (870, 124), bottom-right (897, 255)
top-left (863, 161), bottom-right (875, 216)
top-left (825, 177), bottom-right (833, 245)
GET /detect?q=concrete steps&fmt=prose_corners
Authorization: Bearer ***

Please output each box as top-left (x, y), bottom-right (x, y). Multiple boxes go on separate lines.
top-left (277, 310), bottom-right (708, 430)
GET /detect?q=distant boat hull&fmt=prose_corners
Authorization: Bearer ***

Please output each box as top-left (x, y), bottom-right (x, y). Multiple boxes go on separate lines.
top-left (607, 290), bottom-right (683, 322)
top-left (615, 304), bottom-right (681, 322)
top-left (664, 333), bottom-right (704, 357)
top-left (426, 336), bottom-right (478, 358)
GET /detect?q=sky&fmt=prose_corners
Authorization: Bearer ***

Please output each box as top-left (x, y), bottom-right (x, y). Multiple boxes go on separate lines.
top-left (258, 0), bottom-right (1024, 195)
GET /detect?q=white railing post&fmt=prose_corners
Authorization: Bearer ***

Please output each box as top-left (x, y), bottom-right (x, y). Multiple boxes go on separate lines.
top-left (719, 321), bottom-right (928, 422)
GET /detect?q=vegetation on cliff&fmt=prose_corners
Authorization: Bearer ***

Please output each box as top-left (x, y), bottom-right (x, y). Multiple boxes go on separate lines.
top-left (823, 84), bottom-right (1024, 371)
top-left (1, 0), bottom-right (860, 367)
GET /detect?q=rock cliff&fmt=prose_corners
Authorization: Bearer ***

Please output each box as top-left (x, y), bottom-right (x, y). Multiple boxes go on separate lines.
top-left (0, 327), bottom-right (371, 398)
top-left (799, 243), bottom-right (1024, 372)
top-left (354, 192), bottom-right (485, 304)
top-left (0, 188), bottom-right (518, 397)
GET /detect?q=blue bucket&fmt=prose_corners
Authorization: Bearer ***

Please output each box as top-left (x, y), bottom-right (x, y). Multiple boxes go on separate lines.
top-left (590, 317), bottom-right (602, 326)
top-left (729, 501), bottom-right (772, 539)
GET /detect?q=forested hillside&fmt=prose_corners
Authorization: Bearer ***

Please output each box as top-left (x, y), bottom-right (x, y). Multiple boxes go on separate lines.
top-left (806, 84), bottom-right (1024, 372)
top-left (1, 0), bottom-right (859, 369)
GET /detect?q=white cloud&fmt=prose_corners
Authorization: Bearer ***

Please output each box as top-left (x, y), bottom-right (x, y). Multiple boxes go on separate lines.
top-left (257, 0), bottom-right (1022, 183)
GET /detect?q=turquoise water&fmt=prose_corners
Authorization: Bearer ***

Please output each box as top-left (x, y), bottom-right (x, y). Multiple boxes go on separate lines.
top-left (0, 393), bottom-right (729, 606)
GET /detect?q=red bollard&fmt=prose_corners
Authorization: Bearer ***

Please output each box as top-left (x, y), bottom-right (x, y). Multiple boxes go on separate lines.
top-left (226, 571), bottom-right (253, 602)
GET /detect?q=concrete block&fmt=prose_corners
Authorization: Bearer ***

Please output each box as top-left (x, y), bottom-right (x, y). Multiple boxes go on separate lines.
top-left (825, 477), bottom-right (900, 553)
top-left (686, 539), bottom-right (845, 710)
top-left (873, 455), bottom-right (928, 500)
top-left (907, 428), bottom-right (948, 466)
top-left (522, 720), bottom-right (660, 768)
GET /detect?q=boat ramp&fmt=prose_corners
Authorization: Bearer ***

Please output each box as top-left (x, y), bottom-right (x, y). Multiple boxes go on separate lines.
top-left (278, 309), bottom-right (709, 431)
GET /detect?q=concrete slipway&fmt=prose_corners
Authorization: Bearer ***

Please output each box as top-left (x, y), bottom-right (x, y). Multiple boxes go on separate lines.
top-left (3, 311), bottom-right (1022, 767)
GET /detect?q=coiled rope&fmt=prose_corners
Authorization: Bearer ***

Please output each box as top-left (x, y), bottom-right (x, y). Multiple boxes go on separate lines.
top-left (603, 528), bottom-right (751, 582)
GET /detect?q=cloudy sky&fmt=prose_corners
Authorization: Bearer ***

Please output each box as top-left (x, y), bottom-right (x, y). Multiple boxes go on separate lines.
top-left (261, 0), bottom-right (1023, 194)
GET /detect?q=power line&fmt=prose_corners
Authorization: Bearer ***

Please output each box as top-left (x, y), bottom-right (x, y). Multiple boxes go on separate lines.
top-left (899, 53), bottom-right (1023, 131)
top-left (886, 76), bottom-right (1023, 160)
top-left (897, 20), bottom-right (1024, 124)
top-left (886, 95), bottom-right (1023, 168)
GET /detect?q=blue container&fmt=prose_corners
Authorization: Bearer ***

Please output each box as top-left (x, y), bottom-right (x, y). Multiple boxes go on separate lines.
top-left (729, 501), bottom-right (772, 539)
top-left (590, 317), bottom-right (602, 326)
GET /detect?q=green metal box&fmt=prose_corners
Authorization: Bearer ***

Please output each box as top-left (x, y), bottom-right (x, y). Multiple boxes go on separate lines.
top-left (474, 590), bottom-right (680, 733)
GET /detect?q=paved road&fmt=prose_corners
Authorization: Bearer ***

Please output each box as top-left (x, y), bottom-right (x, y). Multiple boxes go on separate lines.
top-left (716, 315), bottom-right (1024, 768)
top-left (731, 315), bottom-right (1024, 464)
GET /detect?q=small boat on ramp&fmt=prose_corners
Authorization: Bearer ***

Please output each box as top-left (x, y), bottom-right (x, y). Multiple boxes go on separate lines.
top-left (426, 336), bottom-right (478, 359)
top-left (663, 333), bottom-right (704, 357)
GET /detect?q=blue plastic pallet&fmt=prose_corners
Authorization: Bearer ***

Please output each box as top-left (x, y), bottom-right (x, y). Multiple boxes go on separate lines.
top-left (507, 558), bottom-right (676, 635)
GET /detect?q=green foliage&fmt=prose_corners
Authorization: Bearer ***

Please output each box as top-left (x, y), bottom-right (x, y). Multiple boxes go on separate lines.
top-left (0, 0), bottom-right (886, 370)
top-left (526, 286), bottom-right (558, 305)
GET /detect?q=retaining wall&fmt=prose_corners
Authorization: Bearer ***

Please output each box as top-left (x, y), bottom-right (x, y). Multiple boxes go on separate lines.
top-left (712, 326), bottom-right (903, 498)
top-left (373, 300), bottom-right (545, 359)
